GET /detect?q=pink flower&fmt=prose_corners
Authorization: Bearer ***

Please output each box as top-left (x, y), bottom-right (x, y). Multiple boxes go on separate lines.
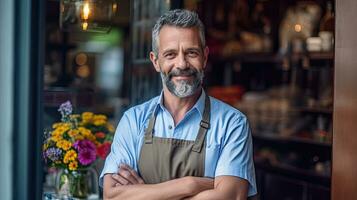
top-left (78, 149), bottom-right (96, 165)
top-left (74, 139), bottom-right (96, 151)
top-left (74, 139), bottom-right (97, 165)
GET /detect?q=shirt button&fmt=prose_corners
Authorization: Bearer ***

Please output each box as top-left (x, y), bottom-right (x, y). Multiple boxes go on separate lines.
top-left (168, 125), bottom-right (173, 130)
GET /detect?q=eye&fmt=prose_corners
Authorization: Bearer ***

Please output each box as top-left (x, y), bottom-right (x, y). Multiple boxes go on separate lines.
top-left (187, 50), bottom-right (199, 58)
top-left (164, 52), bottom-right (176, 59)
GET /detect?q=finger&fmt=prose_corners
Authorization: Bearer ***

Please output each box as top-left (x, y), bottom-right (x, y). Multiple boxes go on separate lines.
top-left (106, 174), bottom-right (122, 187)
top-left (118, 168), bottom-right (139, 184)
top-left (120, 164), bottom-right (145, 184)
top-left (112, 174), bottom-right (130, 185)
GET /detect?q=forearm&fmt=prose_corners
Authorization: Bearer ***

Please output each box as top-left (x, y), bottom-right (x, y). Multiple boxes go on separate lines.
top-left (188, 188), bottom-right (244, 200)
top-left (104, 175), bottom-right (193, 200)
top-left (187, 176), bottom-right (248, 200)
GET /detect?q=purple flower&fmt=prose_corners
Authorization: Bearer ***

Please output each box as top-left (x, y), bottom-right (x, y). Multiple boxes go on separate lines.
top-left (78, 149), bottom-right (97, 165)
top-left (43, 151), bottom-right (47, 163)
top-left (58, 101), bottom-right (73, 117)
top-left (74, 139), bottom-right (96, 152)
top-left (45, 147), bottom-right (62, 162)
top-left (74, 140), bottom-right (97, 165)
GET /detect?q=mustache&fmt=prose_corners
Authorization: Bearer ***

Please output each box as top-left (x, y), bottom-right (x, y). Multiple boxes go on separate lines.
top-left (168, 67), bottom-right (198, 79)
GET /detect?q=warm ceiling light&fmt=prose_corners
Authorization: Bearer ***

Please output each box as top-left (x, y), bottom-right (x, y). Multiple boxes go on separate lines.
top-left (112, 3), bottom-right (118, 12)
top-left (82, 2), bottom-right (90, 20)
top-left (82, 22), bottom-right (88, 31)
top-left (60, 0), bottom-right (119, 33)
top-left (294, 24), bottom-right (302, 32)
top-left (77, 65), bottom-right (90, 78)
top-left (75, 53), bottom-right (88, 65)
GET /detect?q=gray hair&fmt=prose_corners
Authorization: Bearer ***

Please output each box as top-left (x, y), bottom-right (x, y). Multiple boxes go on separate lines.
top-left (152, 9), bottom-right (206, 57)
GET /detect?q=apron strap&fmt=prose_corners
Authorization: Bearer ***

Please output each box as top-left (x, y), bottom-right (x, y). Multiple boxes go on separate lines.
top-left (145, 93), bottom-right (211, 148)
top-left (192, 94), bottom-right (210, 153)
top-left (145, 110), bottom-right (156, 144)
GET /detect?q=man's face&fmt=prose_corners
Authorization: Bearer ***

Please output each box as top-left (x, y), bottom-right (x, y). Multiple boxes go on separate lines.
top-left (150, 26), bottom-right (209, 98)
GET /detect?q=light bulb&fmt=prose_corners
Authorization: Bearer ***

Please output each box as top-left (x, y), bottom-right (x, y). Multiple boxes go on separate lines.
top-left (294, 24), bottom-right (302, 32)
top-left (112, 3), bottom-right (118, 13)
top-left (83, 2), bottom-right (90, 20)
top-left (82, 22), bottom-right (88, 30)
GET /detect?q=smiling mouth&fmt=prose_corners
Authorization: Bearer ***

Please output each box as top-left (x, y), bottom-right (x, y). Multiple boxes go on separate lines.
top-left (172, 75), bottom-right (193, 80)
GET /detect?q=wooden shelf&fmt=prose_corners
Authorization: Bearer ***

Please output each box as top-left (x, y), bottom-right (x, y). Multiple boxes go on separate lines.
top-left (291, 52), bottom-right (334, 61)
top-left (47, 43), bottom-right (76, 51)
top-left (255, 161), bottom-right (331, 186)
top-left (210, 52), bottom-right (283, 63)
top-left (294, 106), bottom-right (333, 114)
top-left (44, 87), bottom-right (95, 107)
top-left (253, 133), bottom-right (332, 148)
top-left (209, 51), bottom-right (334, 64)
top-left (308, 52), bottom-right (334, 60)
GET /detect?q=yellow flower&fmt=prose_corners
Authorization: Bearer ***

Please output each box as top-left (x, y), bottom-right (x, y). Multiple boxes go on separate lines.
top-left (94, 141), bottom-right (101, 146)
top-left (78, 127), bottom-right (91, 135)
top-left (93, 119), bottom-right (106, 126)
top-left (68, 161), bottom-right (78, 171)
top-left (93, 115), bottom-right (107, 126)
top-left (42, 143), bottom-right (49, 150)
top-left (51, 129), bottom-right (63, 137)
top-left (63, 150), bottom-right (77, 164)
top-left (78, 127), bottom-right (96, 141)
top-left (51, 134), bottom-right (62, 142)
top-left (74, 134), bottom-right (84, 140)
top-left (93, 114), bottom-right (107, 121)
top-left (85, 133), bottom-right (97, 142)
top-left (55, 123), bottom-right (71, 135)
top-left (63, 157), bottom-right (69, 164)
top-left (68, 129), bottom-right (79, 138)
top-left (82, 112), bottom-right (94, 123)
top-left (106, 123), bottom-right (115, 132)
top-left (56, 140), bottom-right (72, 151)
top-left (70, 114), bottom-right (80, 120)
top-left (52, 122), bottom-right (64, 129)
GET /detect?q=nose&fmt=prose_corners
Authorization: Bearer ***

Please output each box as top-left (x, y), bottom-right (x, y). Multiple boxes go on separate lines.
top-left (176, 52), bottom-right (188, 70)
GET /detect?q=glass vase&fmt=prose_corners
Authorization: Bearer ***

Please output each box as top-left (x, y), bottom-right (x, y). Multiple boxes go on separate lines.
top-left (56, 168), bottom-right (99, 199)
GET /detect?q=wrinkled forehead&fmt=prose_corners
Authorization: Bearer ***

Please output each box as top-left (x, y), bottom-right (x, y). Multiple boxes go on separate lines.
top-left (157, 25), bottom-right (203, 50)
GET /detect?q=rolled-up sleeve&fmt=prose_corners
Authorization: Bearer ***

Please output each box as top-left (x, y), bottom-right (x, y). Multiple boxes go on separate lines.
top-left (99, 111), bottom-right (138, 187)
top-left (215, 115), bottom-right (257, 197)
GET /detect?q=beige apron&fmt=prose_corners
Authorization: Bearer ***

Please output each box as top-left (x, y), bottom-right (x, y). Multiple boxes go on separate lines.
top-left (138, 95), bottom-right (210, 184)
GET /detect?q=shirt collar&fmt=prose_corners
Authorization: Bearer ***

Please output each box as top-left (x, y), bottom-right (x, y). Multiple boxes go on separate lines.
top-left (155, 89), bottom-right (206, 117)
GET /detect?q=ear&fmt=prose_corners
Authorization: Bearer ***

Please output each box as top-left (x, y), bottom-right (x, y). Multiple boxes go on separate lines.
top-left (202, 46), bottom-right (209, 70)
top-left (150, 51), bottom-right (160, 72)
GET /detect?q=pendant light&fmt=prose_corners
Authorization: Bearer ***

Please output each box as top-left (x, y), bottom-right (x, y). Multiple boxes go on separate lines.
top-left (60, 0), bottom-right (118, 33)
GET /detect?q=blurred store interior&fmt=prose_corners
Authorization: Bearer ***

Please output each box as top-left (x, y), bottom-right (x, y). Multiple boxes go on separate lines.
top-left (43, 0), bottom-right (334, 199)
top-left (2, 0), bottom-right (357, 199)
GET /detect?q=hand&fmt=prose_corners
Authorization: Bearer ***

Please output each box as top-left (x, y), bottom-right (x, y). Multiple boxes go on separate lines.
top-left (111, 164), bottom-right (145, 186)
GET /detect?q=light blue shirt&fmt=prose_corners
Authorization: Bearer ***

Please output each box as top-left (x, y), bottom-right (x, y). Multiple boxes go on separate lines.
top-left (100, 90), bottom-right (257, 196)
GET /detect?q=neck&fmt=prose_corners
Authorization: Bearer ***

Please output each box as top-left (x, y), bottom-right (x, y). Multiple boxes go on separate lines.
top-left (162, 87), bottom-right (202, 126)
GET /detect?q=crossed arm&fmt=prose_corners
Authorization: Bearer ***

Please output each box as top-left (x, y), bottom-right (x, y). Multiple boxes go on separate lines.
top-left (103, 164), bottom-right (249, 200)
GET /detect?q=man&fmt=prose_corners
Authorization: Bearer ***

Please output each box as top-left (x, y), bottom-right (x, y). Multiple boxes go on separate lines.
top-left (101, 9), bottom-right (257, 200)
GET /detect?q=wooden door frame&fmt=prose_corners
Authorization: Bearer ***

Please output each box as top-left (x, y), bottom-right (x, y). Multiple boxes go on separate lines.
top-left (332, 0), bottom-right (357, 199)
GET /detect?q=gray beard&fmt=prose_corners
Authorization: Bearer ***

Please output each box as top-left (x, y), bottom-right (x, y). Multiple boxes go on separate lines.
top-left (160, 68), bottom-right (204, 98)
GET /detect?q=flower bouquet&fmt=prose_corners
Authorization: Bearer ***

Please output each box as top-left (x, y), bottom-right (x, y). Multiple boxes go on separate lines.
top-left (43, 101), bottom-right (114, 198)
